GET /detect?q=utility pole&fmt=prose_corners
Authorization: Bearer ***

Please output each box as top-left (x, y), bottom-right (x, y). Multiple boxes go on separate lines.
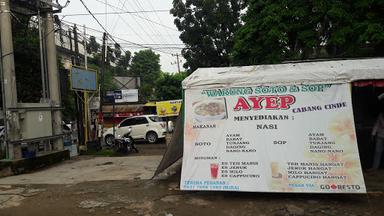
top-left (38, 9), bottom-right (48, 100)
top-left (0, 0), bottom-right (20, 159)
top-left (83, 25), bottom-right (89, 144)
top-left (69, 30), bottom-right (73, 63)
top-left (73, 25), bottom-right (80, 66)
top-left (83, 25), bottom-right (88, 70)
top-left (98, 32), bottom-right (107, 145)
top-left (172, 53), bottom-right (181, 73)
top-left (100, 33), bottom-right (107, 107)
top-left (73, 24), bottom-right (85, 148)
top-left (69, 28), bottom-right (84, 149)
top-left (44, 0), bottom-right (63, 150)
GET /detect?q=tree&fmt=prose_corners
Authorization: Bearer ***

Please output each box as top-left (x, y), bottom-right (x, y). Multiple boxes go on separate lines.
top-left (12, 16), bottom-right (42, 103)
top-left (171, 0), bottom-right (246, 73)
top-left (9, 16), bottom-right (76, 120)
top-left (114, 43), bottom-right (122, 59)
top-left (117, 51), bottom-right (131, 70)
top-left (129, 49), bottom-right (161, 101)
top-left (113, 50), bottom-right (132, 76)
top-left (232, 0), bottom-right (384, 65)
top-left (86, 36), bottom-right (100, 54)
top-left (155, 72), bottom-right (188, 100)
top-left (106, 45), bottom-right (116, 65)
top-left (87, 36), bottom-right (121, 66)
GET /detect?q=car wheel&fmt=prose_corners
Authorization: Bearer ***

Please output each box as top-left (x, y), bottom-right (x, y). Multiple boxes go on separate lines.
top-left (105, 135), bottom-right (115, 146)
top-left (146, 131), bottom-right (158, 144)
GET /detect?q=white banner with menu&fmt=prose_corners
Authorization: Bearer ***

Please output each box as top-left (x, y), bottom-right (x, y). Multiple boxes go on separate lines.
top-left (181, 83), bottom-right (366, 193)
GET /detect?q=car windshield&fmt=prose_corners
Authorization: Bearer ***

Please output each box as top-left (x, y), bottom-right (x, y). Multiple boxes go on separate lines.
top-left (148, 116), bottom-right (162, 122)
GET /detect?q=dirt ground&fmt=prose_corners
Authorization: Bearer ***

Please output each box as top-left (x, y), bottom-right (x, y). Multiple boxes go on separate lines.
top-left (0, 142), bottom-right (383, 216)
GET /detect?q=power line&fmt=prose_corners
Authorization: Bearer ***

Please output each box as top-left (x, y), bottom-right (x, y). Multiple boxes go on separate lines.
top-left (61, 10), bottom-right (170, 16)
top-left (79, 0), bottom-right (129, 55)
top-left (61, 19), bottom-right (178, 56)
top-left (127, 0), bottom-right (171, 45)
top-left (94, 0), bottom-right (158, 45)
top-left (122, 46), bottom-right (183, 50)
top-left (109, 0), bottom-right (128, 34)
top-left (78, 0), bottom-right (111, 40)
top-left (119, 43), bottom-right (184, 46)
top-left (81, 0), bottom-right (182, 53)
top-left (93, 0), bottom-right (178, 32)
top-left (147, 0), bottom-right (179, 45)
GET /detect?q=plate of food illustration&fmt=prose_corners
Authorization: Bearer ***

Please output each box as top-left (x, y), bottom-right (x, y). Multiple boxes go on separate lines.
top-left (193, 98), bottom-right (227, 122)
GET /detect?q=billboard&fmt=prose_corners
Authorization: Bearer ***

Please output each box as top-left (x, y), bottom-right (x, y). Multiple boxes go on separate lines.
top-left (115, 89), bottom-right (139, 103)
top-left (70, 67), bottom-right (97, 91)
top-left (181, 83), bottom-right (366, 193)
top-left (156, 100), bottom-right (182, 117)
top-left (105, 90), bottom-right (138, 103)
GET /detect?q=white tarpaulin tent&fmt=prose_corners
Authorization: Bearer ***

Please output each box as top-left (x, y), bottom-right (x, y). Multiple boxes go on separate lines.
top-left (179, 58), bottom-right (384, 193)
top-left (182, 58), bottom-right (384, 88)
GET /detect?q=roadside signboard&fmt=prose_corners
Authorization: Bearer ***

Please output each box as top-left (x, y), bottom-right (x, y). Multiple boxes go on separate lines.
top-left (105, 91), bottom-right (116, 103)
top-left (70, 66), bottom-right (97, 91)
top-left (105, 90), bottom-right (139, 103)
top-left (181, 83), bottom-right (366, 193)
top-left (156, 99), bottom-right (182, 117)
top-left (114, 89), bottom-right (139, 103)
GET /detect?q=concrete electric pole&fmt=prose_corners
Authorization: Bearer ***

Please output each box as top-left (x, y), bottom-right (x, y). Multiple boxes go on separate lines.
top-left (44, 0), bottom-right (63, 150)
top-left (0, 0), bottom-right (20, 159)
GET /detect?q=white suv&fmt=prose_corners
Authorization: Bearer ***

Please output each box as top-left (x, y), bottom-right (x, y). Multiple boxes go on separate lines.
top-left (103, 115), bottom-right (166, 145)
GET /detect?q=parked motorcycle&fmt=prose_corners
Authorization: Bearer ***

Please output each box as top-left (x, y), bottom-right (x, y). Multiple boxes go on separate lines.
top-left (113, 129), bottom-right (138, 154)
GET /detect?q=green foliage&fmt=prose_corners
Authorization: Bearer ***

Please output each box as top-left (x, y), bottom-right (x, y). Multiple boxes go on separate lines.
top-left (114, 51), bottom-right (131, 76)
top-left (117, 51), bottom-right (131, 70)
top-left (129, 49), bottom-right (161, 101)
top-left (61, 88), bottom-right (76, 121)
top-left (106, 45), bottom-right (116, 64)
top-left (104, 68), bottom-right (117, 91)
top-left (232, 0), bottom-right (384, 65)
top-left (11, 16), bottom-right (76, 120)
top-left (155, 72), bottom-right (188, 100)
top-left (114, 43), bottom-right (122, 59)
top-left (171, 0), bottom-right (246, 73)
top-left (86, 63), bottom-right (116, 91)
top-left (12, 17), bottom-right (42, 102)
top-left (58, 57), bottom-right (76, 121)
top-left (87, 37), bottom-right (131, 77)
top-left (88, 53), bottom-right (102, 66)
top-left (86, 36), bottom-right (100, 54)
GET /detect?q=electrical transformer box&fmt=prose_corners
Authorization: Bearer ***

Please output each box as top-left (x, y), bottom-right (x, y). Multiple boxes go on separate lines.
top-left (18, 103), bottom-right (53, 140)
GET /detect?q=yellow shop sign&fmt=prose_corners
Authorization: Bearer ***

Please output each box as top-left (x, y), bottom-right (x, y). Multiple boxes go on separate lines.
top-left (156, 100), bottom-right (182, 117)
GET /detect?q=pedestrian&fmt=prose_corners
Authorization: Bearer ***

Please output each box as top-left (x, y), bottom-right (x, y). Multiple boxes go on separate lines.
top-left (370, 93), bottom-right (384, 171)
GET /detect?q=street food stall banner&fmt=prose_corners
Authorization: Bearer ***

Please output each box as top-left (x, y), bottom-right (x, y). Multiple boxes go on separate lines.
top-left (156, 100), bottom-right (182, 117)
top-left (181, 83), bottom-right (366, 193)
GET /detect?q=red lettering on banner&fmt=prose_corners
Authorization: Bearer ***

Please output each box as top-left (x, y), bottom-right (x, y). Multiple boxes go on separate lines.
top-left (265, 96), bottom-right (280, 109)
top-left (280, 95), bottom-right (295, 109)
top-left (234, 95), bottom-right (296, 111)
top-left (248, 96), bottom-right (264, 110)
top-left (234, 96), bottom-right (251, 111)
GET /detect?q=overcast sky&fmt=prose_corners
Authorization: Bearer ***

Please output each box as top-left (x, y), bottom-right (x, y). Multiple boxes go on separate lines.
top-left (60, 0), bottom-right (184, 73)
